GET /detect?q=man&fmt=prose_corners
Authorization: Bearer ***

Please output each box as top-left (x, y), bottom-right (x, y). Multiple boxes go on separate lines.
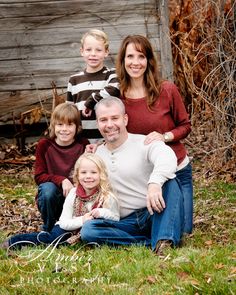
top-left (80, 97), bottom-right (184, 255)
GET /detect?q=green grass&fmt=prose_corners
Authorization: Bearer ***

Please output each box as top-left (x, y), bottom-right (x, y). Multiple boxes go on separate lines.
top-left (0, 172), bottom-right (235, 295)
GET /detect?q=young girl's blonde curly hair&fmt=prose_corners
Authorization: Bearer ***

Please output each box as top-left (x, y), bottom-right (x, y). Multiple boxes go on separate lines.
top-left (73, 153), bottom-right (117, 205)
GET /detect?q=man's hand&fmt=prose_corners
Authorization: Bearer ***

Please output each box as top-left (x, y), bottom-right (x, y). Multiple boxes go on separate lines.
top-left (62, 178), bottom-right (74, 197)
top-left (147, 183), bottom-right (166, 214)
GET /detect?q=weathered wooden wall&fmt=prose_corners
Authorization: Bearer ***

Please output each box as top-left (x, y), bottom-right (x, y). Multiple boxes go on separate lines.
top-left (0, 0), bottom-right (173, 130)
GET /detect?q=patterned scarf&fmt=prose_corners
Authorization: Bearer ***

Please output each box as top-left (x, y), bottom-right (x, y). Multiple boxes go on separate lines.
top-left (67, 184), bottom-right (102, 245)
top-left (73, 184), bottom-right (101, 217)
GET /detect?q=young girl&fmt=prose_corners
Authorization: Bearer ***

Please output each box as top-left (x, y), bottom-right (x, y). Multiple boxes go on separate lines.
top-left (35, 102), bottom-right (89, 232)
top-left (2, 153), bottom-right (119, 250)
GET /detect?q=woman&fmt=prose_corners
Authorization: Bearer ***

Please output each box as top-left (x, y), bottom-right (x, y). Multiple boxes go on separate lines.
top-left (116, 35), bottom-right (193, 234)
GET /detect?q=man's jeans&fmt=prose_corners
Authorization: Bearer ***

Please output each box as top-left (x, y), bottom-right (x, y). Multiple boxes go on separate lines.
top-left (81, 178), bottom-right (184, 250)
top-left (37, 182), bottom-right (65, 232)
top-left (8, 225), bottom-right (70, 250)
top-left (176, 163), bottom-right (193, 234)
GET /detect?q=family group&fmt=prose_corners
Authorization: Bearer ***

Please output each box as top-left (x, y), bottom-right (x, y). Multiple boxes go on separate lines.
top-left (2, 29), bottom-right (193, 257)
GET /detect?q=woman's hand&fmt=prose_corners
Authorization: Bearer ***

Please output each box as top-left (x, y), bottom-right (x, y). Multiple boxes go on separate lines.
top-left (144, 131), bottom-right (164, 145)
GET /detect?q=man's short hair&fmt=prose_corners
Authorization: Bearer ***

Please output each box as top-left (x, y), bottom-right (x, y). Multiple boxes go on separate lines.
top-left (95, 97), bottom-right (125, 115)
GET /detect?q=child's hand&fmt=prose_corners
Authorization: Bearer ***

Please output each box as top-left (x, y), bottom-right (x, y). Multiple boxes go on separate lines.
top-left (62, 179), bottom-right (74, 197)
top-left (82, 108), bottom-right (92, 117)
top-left (82, 212), bottom-right (94, 223)
top-left (90, 209), bottom-right (101, 219)
top-left (85, 143), bottom-right (98, 153)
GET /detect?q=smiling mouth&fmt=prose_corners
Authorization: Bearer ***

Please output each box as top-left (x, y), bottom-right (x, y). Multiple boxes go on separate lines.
top-left (106, 131), bottom-right (118, 136)
top-left (130, 67), bottom-right (141, 72)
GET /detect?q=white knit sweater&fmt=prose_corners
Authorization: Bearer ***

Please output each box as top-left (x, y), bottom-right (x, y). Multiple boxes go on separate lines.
top-left (57, 187), bottom-right (120, 231)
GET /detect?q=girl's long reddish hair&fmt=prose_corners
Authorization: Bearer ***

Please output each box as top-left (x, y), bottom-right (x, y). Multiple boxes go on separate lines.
top-left (116, 35), bottom-right (161, 108)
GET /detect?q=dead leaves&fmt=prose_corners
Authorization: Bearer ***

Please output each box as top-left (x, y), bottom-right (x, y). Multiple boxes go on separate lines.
top-left (193, 194), bottom-right (235, 245)
top-left (20, 107), bottom-right (46, 125)
top-left (0, 142), bottom-right (36, 166)
top-left (146, 275), bottom-right (157, 284)
top-left (177, 271), bottom-right (201, 287)
top-left (0, 195), bottom-right (41, 236)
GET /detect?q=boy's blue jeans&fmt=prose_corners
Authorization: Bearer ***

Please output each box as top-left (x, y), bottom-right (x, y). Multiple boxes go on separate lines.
top-left (81, 178), bottom-right (184, 250)
top-left (8, 225), bottom-right (70, 249)
top-left (176, 163), bottom-right (193, 234)
top-left (37, 182), bottom-right (65, 232)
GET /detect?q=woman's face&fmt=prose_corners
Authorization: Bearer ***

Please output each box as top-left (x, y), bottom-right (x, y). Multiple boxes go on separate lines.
top-left (124, 43), bottom-right (147, 80)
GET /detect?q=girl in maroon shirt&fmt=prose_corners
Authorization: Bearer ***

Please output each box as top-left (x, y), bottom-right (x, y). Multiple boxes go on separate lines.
top-left (116, 35), bottom-right (193, 234)
top-left (35, 103), bottom-right (88, 232)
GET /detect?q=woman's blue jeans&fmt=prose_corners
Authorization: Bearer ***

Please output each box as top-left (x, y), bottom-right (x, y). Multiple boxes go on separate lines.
top-left (37, 182), bottom-right (65, 232)
top-left (176, 163), bottom-right (193, 234)
top-left (8, 225), bottom-right (71, 250)
top-left (80, 178), bottom-right (184, 250)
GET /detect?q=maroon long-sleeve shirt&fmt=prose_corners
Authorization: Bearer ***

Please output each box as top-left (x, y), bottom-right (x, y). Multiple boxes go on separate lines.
top-left (34, 137), bottom-right (88, 187)
top-left (122, 81), bottom-right (191, 165)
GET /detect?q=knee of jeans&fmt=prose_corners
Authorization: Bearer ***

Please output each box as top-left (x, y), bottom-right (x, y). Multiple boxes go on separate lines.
top-left (80, 224), bottom-right (90, 242)
top-left (38, 182), bottom-right (58, 201)
top-left (164, 179), bottom-right (182, 197)
top-left (80, 222), bottom-right (97, 242)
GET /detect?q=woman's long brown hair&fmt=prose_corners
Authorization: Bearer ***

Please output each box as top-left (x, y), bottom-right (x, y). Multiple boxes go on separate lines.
top-left (116, 35), bottom-right (161, 108)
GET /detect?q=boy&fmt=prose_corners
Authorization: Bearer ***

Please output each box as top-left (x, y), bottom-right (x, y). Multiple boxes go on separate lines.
top-left (35, 103), bottom-right (88, 232)
top-left (67, 29), bottom-right (120, 143)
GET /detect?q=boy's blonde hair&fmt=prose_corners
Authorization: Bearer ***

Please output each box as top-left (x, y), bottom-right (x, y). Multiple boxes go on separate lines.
top-left (49, 103), bottom-right (82, 138)
top-left (73, 153), bottom-right (115, 203)
top-left (81, 29), bottom-right (109, 51)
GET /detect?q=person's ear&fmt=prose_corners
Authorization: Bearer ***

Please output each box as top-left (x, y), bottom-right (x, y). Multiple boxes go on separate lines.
top-left (80, 47), bottom-right (84, 57)
top-left (124, 113), bottom-right (128, 126)
top-left (104, 49), bottom-right (109, 58)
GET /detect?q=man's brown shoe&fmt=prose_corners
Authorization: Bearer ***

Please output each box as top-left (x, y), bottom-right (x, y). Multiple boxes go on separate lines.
top-left (155, 240), bottom-right (172, 257)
